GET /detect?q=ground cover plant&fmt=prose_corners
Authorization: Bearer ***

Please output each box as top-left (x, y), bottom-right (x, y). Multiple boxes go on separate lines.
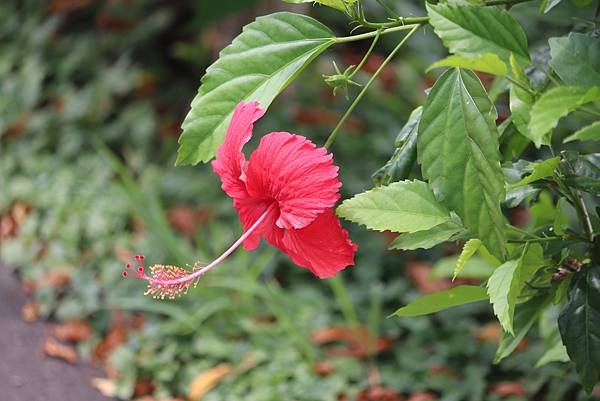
top-left (1, 0), bottom-right (599, 400)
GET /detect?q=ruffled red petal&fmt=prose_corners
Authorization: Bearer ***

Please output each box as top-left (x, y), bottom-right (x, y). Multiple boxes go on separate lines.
top-left (211, 102), bottom-right (265, 200)
top-left (276, 208), bottom-right (357, 279)
top-left (245, 132), bottom-right (341, 230)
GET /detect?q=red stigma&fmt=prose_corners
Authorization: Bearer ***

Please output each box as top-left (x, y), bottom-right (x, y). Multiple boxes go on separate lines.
top-left (122, 254), bottom-right (147, 279)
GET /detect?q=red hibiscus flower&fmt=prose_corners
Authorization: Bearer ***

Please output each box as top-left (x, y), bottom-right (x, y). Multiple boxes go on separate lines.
top-left (123, 102), bottom-right (357, 298)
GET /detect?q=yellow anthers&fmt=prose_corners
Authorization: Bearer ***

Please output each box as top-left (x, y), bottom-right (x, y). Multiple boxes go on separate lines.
top-left (144, 264), bottom-right (201, 300)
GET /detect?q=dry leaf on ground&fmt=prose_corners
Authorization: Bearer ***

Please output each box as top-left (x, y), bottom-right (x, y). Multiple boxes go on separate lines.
top-left (187, 363), bottom-right (233, 401)
top-left (52, 319), bottom-right (92, 342)
top-left (43, 337), bottom-right (78, 364)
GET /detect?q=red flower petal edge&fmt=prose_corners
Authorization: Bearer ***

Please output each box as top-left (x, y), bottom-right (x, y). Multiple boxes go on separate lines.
top-left (123, 102), bottom-right (357, 298)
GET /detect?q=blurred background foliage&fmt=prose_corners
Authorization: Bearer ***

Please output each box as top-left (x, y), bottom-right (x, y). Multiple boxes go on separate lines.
top-left (0, 0), bottom-right (598, 400)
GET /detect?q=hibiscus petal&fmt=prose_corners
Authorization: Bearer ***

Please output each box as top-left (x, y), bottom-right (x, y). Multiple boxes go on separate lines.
top-left (234, 197), bottom-right (280, 250)
top-left (211, 102), bottom-right (265, 199)
top-left (277, 208), bottom-right (357, 278)
top-left (245, 132), bottom-right (341, 230)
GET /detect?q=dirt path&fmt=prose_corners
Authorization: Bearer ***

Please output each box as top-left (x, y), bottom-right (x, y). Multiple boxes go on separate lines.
top-left (0, 264), bottom-right (115, 401)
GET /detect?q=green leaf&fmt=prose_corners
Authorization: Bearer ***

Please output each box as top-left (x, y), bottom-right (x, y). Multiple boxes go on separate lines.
top-left (564, 120), bottom-right (600, 143)
top-left (539, 0), bottom-right (563, 13)
top-left (431, 255), bottom-right (496, 280)
top-left (527, 86), bottom-right (600, 147)
top-left (282, 0), bottom-right (353, 12)
top-left (536, 338), bottom-right (569, 367)
top-left (418, 68), bottom-right (506, 259)
top-left (453, 239), bottom-right (481, 281)
top-left (495, 294), bottom-right (549, 363)
top-left (426, 3), bottom-right (530, 65)
top-left (487, 259), bottom-right (521, 335)
top-left (389, 220), bottom-right (463, 250)
top-left (559, 265), bottom-right (600, 393)
top-left (176, 12), bottom-right (334, 165)
top-left (372, 107), bottom-right (422, 186)
top-left (550, 33), bottom-right (600, 87)
top-left (507, 157), bottom-right (560, 190)
top-left (427, 53), bottom-right (508, 76)
top-left (392, 285), bottom-right (488, 317)
top-left (337, 180), bottom-right (451, 233)
top-left (509, 53), bottom-right (534, 138)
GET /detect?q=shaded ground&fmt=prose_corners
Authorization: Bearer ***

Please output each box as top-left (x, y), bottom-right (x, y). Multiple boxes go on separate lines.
top-left (0, 264), bottom-right (115, 401)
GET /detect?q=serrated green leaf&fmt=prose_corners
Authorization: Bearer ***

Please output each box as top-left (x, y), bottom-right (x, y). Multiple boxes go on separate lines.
top-left (372, 107), bottom-right (422, 186)
top-left (426, 3), bottom-right (530, 65)
top-left (550, 33), bottom-right (600, 87)
top-left (507, 157), bottom-right (560, 190)
top-left (392, 285), bottom-right (488, 317)
top-left (418, 68), bottom-right (506, 259)
top-left (177, 13), bottom-right (334, 165)
top-left (282, 0), bottom-right (353, 12)
top-left (453, 239), bottom-right (481, 281)
top-left (337, 180), bottom-right (451, 233)
top-left (427, 54), bottom-right (508, 76)
top-left (564, 120), bottom-right (600, 143)
top-left (389, 219), bottom-right (463, 250)
top-left (559, 265), bottom-right (600, 393)
top-left (495, 294), bottom-right (549, 363)
top-left (432, 255), bottom-right (496, 280)
top-left (528, 86), bottom-right (600, 147)
top-left (487, 259), bottom-right (521, 335)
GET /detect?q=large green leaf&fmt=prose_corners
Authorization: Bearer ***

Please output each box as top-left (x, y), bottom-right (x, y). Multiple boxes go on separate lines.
top-left (282, 0), bottom-right (353, 12)
top-left (426, 3), bottom-right (529, 65)
top-left (495, 294), bottom-right (549, 363)
top-left (487, 259), bottom-right (521, 335)
top-left (372, 107), bottom-right (422, 186)
top-left (389, 220), bottom-right (463, 251)
top-left (392, 285), bottom-right (488, 317)
top-left (427, 53), bottom-right (508, 76)
top-left (337, 180), bottom-right (451, 233)
top-left (559, 265), bottom-right (600, 393)
top-left (564, 120), bottom-right (600, 143)
top-left (550, 32), bottom-right (600, 87)
top-left (506, 157), bottom-right (560, 190)
top-left (508, 53), bottom-right (534, 138)
top-left (418, 68), bottom-right (506, 259)
top-left (176, 12), bottom-right (334, 165)
top-left (528, 86), bottom-right (600, 147)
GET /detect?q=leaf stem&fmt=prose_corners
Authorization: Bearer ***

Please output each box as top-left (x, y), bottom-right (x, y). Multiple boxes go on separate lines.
top-left (325, 24), bottom-right (421, 149)
top-left (347, 29), bottom-right (382, 80)
top-left (335, 23), bottom-right (420, 44)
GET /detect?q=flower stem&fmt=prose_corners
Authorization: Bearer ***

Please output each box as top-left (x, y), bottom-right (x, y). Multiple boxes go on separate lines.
top-left (325, 24), bottom-right (421, 149)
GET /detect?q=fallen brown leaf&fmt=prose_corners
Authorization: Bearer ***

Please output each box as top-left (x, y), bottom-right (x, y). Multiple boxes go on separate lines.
top-left (311, 325), bottom-right (392, 359)
top-left (42, 269), bottom-right (72, 288)
top-left (313, 360), bottom-right (335, 377)
top-left (357, 386), bottom-right (404, 401)
top-left (134, 377), bottom-right (155, 398)
top-left (91, 378), bottom-right (117, 397)
top-left (43, 337), bottom-right (78, 364)
top-left (52, 319), bottom-right (92, 343)
top-left (472, 322), bottom-right (502, 343)
top-left (407, 262), bottom-right (451, 294)
top-left (489, 381), bottom-right (527, 397)
top-left (187, 363), bottom-right (233, 401)
top-left (21, 301), bottom-right (39, 322)
top-left (406, 392), bottom-right (438, 401)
